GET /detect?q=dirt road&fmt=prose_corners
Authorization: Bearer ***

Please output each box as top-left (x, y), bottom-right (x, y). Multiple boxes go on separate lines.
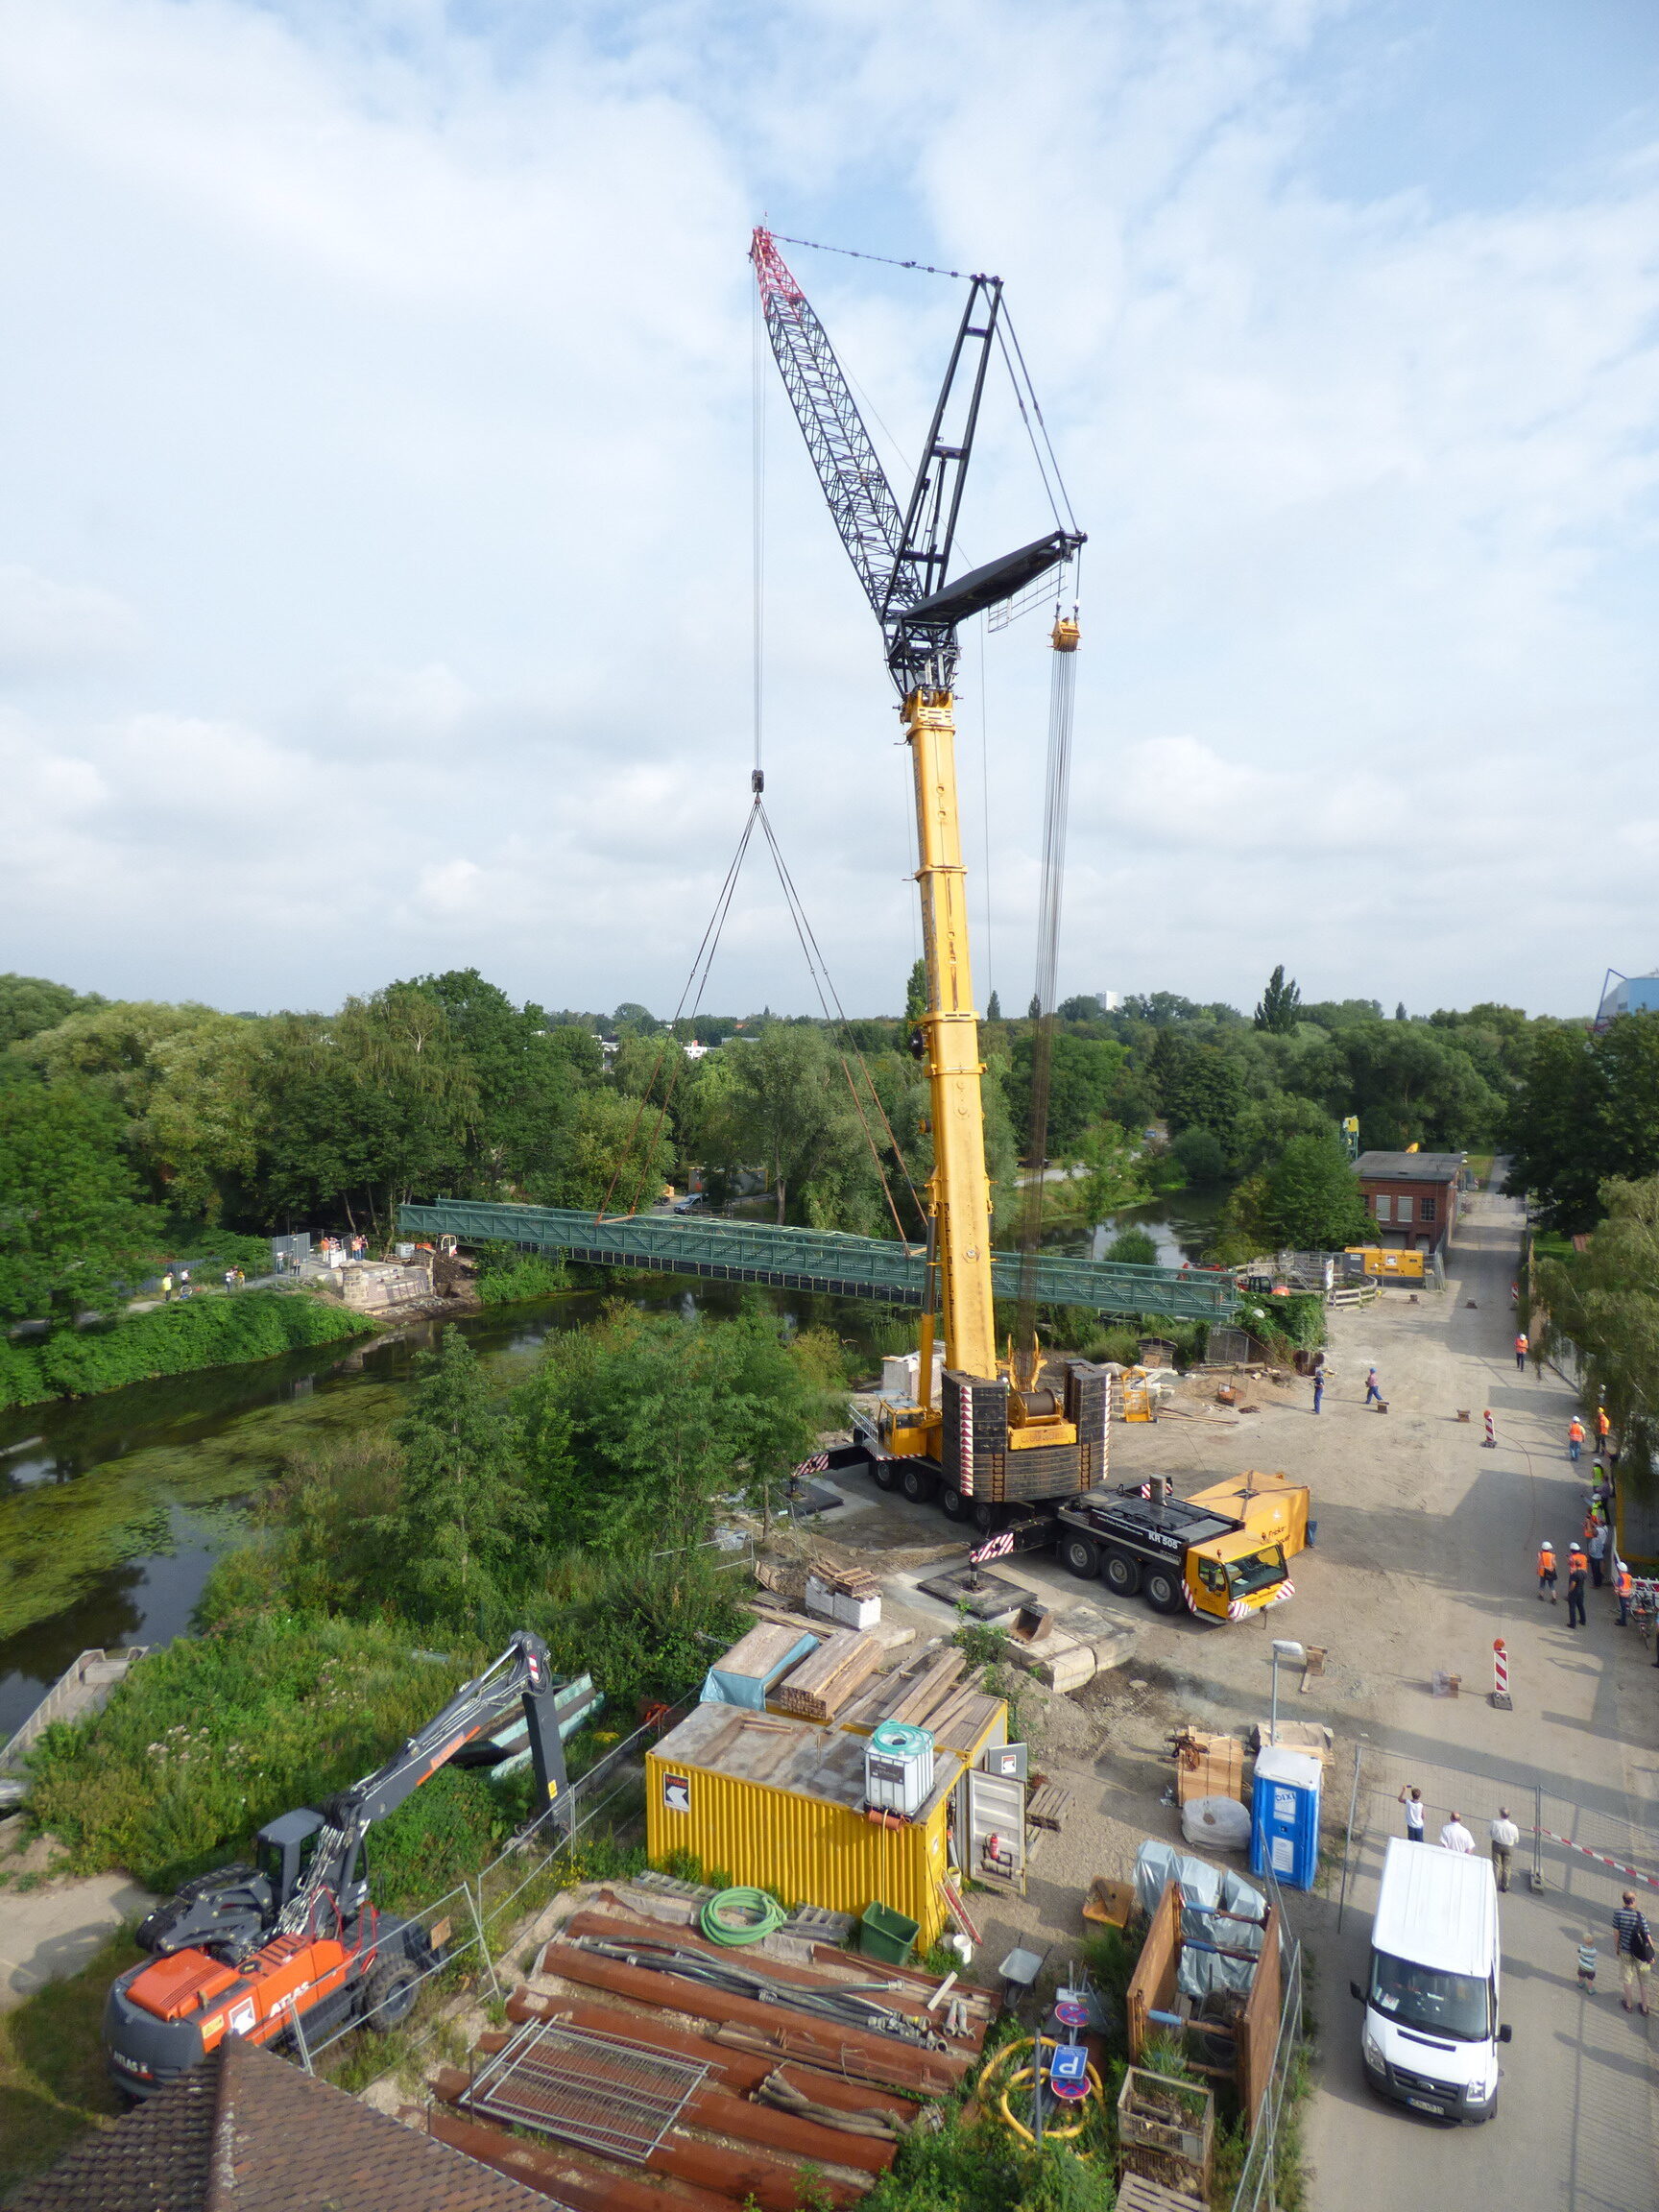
top-left (817, 1180), bottom-right (1659, 2206)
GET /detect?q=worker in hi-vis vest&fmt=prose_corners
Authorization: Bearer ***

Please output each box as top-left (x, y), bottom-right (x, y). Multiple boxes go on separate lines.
top-left (1617, 1562), bottom-right (1634, 1627)
top-left (1537, 1541), bottom-right (1557, 1603)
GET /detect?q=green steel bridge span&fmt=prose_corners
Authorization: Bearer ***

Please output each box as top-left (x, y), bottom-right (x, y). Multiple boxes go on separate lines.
top-left (397, 1200), bottom-right (1240, 1323)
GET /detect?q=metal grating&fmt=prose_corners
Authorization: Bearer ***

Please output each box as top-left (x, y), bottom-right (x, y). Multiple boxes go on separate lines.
top-left (464, 2018), bottom-right (709, 2164)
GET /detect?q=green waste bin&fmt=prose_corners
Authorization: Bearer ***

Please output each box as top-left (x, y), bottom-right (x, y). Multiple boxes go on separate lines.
top-left (858, 1900), bottom-right (920, 1965)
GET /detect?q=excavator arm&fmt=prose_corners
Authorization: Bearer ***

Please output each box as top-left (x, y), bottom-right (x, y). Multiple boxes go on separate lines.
top-left (280, 1631), bottom-right (567, 1936)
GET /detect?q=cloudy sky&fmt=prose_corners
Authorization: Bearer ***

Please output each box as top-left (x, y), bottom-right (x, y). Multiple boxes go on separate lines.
top-left (1, 0), bottom-right (1655, 1022)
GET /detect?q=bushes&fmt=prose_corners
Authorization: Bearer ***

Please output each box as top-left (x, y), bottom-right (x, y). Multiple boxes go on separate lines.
top-left (476, 1254), bottom-right (571, 1304)
top-left (0, 1292), bottom-right (374, 1408)
top-left (26, 1613), bottom-right (493, 1895)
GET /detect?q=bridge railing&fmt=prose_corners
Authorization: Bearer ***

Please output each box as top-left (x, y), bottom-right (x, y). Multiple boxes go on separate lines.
top-left (397, 1200), bottom-right (1239, 1323)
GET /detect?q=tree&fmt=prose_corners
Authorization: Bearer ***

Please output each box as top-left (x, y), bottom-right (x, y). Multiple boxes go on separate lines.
top-left (1004, 1033), bottom-right (1124, 1153)
top-left (1253, 966), bottom-right (1302, 1034)
top-left (687, 1024), bottom-right (874, 1226)
top-left (1172, 1126), bottom-right (1227, 1185)
top-left (1151, 1033), bottom-right (1247, 1142)
top-left (1503, 1015), bottom-right (1659, 1232)
top-left (0, 1077), bottom-right (156, 1321)
top-left (986, 990), bottom-right (1002, 1022)
top-left (1536, 1177), bottom-right (1659, 1484)
top-left (518, 1306), bottom-right (825, 1559)
top-left (250, 987), bottom-right (477, 1243)
top-left (0, 973), bottom-right (104, 1049)
top-left (1070, 1120), bottom-right (1151, 1223)
top-left (1258, 1136), bottom-right (1373, 1250)
top-left (612, 1001), bottom-right (660, 1034)
top-left (390, 1329), bottom-right (538, 1622)
top-left (1105, 1226), bottom-right (1159, 1266)
top-left (1336, 1022), bottom-right (1501, 1152)
top-left (1027, 994), bottom-right (1042, 1021)
top-left (1058, 995), bottom-right (1105, 1023)
top-left (904, 960), bottom-right (928, 1023)
top-left (1395, 1001), bottom-right (1407, 1022)
top-left (414, 969), bottom-right (580, 1198)
top-left (525, 1088), bottom-right (677, 1213)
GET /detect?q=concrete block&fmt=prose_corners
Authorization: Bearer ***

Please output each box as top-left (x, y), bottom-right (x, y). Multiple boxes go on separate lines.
top-left (1012, 1633), bottom-right (1097, 1693)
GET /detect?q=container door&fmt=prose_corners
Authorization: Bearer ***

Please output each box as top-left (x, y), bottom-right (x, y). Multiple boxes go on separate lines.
top-left (963, 1767), bottom-right (1026, 1895)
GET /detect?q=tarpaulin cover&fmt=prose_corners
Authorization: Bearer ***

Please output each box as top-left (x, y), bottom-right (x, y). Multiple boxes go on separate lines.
top-left (700, 1631), bottom-right (819, 1708)
top-left (1177, 1905), bottom-right (1266, 2002)
top-left (1135, 1839), bottom-right (1266, 1923)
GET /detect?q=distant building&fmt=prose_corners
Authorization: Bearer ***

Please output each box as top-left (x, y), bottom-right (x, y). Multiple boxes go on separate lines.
top-left (1097, 991), bottom-right (1122, 1013)
top-left (1595, 969), bottom-right (1659, 1029)
top-left (1354, 1151), bottom-right (1462, 1255)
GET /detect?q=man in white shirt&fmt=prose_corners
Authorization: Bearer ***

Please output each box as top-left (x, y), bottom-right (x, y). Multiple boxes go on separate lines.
top-left (1440, 1812), bottom-right (1476, 1853)
top-left (1489, 1807), bottom-right (1520, 1891)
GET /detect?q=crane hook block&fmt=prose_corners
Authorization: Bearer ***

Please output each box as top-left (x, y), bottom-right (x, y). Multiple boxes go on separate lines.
top-left (752, 768), bottom-right (765, 792)
top-left (1050, 616), bottom-right (1081, 653)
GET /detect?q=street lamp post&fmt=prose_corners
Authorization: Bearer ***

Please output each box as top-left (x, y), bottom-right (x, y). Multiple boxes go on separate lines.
top-left (1269, 1639), bottom-right (1306, 1748)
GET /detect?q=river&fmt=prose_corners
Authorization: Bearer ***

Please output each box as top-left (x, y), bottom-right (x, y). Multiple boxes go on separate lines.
top-left (0, 1284), bottom-right (906, 1738)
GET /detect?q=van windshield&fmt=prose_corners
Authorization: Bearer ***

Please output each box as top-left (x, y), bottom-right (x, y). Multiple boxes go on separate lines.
top-left (1369, 1950), bottom-right (1492, 2041)
top-left (1225, 1546), bottom-right (1286, 1598)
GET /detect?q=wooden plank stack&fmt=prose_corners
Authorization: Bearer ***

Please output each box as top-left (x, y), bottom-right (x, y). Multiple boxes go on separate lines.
top-left (1172, 1729), bottom-right (1244, 1808)
top-left (712, 1621), bottom-right (817, 1685)
top-left (772, 1630), bottom-right (885, 1721)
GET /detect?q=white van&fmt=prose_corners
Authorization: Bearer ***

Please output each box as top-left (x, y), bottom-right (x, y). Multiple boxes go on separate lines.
top-left (1352, 1837), bottom-right (1512, 2123)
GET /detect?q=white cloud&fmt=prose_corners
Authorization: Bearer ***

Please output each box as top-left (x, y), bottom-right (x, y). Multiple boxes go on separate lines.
top-left (0, 0), bottom-right (1653, 1017)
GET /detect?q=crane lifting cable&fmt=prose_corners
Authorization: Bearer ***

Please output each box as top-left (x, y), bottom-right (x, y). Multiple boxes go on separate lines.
top-left (599, 773), bottom-right (926, 1244)
top-left (1013, 610), bottom-right (1082, 1374)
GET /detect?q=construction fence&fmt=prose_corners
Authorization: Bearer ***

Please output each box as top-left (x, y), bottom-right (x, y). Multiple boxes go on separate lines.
top-left (285, 1696), bottom-right (696, 2081)
top-left (1226, 1859), bottom-right (1306, 2212)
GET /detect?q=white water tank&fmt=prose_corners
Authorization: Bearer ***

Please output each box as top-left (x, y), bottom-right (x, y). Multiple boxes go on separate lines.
top-left (865, 1720), bottom-right (935, 1818)
top-left (879, 1350), bottom-right (945, 1403)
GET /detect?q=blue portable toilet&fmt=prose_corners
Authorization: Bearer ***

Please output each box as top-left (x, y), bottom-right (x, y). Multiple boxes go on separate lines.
top-left (1250, 1745), bottom-right (1322, 1890)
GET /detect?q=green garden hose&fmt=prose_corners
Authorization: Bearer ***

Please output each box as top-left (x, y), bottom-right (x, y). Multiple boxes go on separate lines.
top-left (700, 1887), bottom-right (787, 1946)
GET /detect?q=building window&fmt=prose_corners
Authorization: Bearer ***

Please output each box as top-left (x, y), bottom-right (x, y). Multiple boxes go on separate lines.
top-left (1374, 1194), bottom-right (1391, 1222)
top-left (1419, 1194), bottom-right (1436, 1222)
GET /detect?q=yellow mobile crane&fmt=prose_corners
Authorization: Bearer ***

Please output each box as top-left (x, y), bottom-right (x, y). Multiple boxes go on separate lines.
top-left (751, 231), bottom-right (1100, 1524)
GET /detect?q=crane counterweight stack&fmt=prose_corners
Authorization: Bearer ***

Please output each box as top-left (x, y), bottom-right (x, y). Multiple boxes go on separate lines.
top-left (751, 226), bottom-right (1097, 1523)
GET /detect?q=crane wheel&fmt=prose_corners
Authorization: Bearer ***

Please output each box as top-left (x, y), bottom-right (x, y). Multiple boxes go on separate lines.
top-left (1142, 1566), bottom-right (1182, 1615)
top-left (361, 1959), bottom-right (420, 2032)
top-left (1062, 1535), bottom-right (1099, 1580)
top-left (939, 1484), bottom-right (968, 1521)
top-left (900, 1465), bottom-right (937, 1504)
top-left (1102, 1549), bottom-right (1142, 1597)
top-left (871, 1459), bottom-right (899, 1492)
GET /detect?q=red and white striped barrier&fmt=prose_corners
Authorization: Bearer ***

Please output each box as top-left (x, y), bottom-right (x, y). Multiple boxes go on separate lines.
top-left (1491, 1638), bottom-right (1511, 1710)
top-left (792, 1451), bottom-right (830, 1478)
top-left (969, 1529), bottom-right (1015, 1566)
top-left (1534, 1828), bottom-right (1659, 1892)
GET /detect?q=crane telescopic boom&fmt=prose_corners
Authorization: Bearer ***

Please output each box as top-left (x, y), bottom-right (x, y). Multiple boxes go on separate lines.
top-left (752, 229), bottom-right (1103, 1518)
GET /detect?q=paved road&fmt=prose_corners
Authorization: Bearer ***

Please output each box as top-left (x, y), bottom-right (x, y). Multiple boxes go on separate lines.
top-left (827, 1177), bottom-right (1659, 2206)
top-left (1293, 1185), bottom-right (1659, 2208)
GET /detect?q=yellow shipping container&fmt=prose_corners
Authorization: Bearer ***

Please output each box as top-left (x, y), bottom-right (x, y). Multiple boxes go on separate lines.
top-left (646, 1699), bottom-right (1002, 1951)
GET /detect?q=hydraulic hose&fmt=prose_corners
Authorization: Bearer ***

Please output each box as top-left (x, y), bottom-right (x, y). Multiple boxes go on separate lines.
top-left (700, 1887), bottom-right (787, 1947)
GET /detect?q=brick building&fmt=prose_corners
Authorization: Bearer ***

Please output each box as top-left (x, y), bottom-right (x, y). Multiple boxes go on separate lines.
top-left (1354, 1150), bottom-right (1462, 1256)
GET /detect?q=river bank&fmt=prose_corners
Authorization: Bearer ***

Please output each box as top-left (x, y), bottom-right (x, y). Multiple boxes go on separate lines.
top-left (0, 1279), bottom-right (891, 1738)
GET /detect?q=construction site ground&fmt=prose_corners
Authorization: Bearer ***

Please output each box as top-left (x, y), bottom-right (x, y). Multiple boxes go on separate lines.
top-left (780, 1178), bottom-right (1659, 2210)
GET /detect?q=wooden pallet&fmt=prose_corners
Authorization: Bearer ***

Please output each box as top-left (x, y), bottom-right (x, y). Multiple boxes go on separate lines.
top-left (1026, 1782), bottom-right (1073, 1833)
top-left (1172, 1729), bottom-right (1244, 1808)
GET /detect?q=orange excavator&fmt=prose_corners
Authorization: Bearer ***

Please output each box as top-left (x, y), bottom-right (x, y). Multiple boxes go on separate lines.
top-left (104, 1631), bottom-right (568, 2096)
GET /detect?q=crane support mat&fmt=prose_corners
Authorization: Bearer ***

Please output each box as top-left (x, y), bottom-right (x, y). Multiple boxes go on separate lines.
top-left (914, 1565), bottom-right (1030, 1619)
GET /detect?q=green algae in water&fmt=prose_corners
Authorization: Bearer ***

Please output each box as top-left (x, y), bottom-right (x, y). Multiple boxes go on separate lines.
top-left (0, 1385), bottom-right (404, 1644)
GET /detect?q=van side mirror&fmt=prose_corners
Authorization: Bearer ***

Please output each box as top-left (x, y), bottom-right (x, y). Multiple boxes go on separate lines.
top-left (1498, 2024), bottom-right (1513, 2044)
top-left (1350, 1982), bottom-right (1364, 2002)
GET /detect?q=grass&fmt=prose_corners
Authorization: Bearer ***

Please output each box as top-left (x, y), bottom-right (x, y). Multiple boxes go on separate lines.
top-left (23, 1613), bottom-right (499, 1897)
top-left (0, 1292), bottom-right (375, 1410)
top-left (0, 1926), bottom-right (140, 2199)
